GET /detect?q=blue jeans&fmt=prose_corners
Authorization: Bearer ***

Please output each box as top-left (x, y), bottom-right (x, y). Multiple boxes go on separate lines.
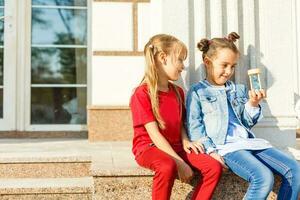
top-left (223, 148), bottom-right (300, 200)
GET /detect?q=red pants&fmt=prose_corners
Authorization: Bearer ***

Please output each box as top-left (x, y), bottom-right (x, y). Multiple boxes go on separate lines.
top-left (136, 146), bottom-right (222, 200)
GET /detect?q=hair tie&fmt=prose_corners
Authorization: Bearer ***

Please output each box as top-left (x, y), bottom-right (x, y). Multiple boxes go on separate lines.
top-left (149, 44), bottom-right (154, 49)
top-left (208, 40), bottom-right (212, 45)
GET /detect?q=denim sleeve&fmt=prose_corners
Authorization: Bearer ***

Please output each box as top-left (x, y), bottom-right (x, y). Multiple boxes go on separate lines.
top-left (239, 85), bottom-right (263, 129)
top-left (186, 87), bottom-right (216, 153)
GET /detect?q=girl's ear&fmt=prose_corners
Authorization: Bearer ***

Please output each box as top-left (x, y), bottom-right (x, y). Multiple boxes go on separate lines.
top-left (203, 57), bottom-right (211, 66)
top-left (157, 52), bottom-right (167, 65)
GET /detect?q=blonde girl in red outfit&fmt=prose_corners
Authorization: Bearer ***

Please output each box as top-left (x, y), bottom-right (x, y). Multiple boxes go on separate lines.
top-left (130, 34), bottom-right (223, 200)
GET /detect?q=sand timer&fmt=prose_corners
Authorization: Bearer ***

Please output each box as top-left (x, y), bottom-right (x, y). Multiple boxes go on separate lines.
top-left (247, 68), bottom-right (262, 91)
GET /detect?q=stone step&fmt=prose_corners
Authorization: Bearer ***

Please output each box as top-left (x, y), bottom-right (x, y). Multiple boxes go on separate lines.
top-left (0, 177), bottom-right (93, 200)
top-left (92, 167), bottom-right (279, 200)
top-left (0, 139), bottom-right (297, 199)
top-left (91, 141), bottom-right (299, 200)
top-left (0, 154), bottom-right (91, 178)
top-left (0, 139), bottom-right (92, 178)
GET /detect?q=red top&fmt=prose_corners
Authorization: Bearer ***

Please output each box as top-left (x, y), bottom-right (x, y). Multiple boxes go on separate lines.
top-left (130, 83), bottom-right (185, 158)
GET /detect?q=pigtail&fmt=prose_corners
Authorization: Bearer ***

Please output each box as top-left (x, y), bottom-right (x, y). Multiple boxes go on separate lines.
top-left (143, 43), bottom-right (165, 129)
top-left (227, 32), bottom-right (240, 42)
top-left (197, 39), bottom-right (210, 52)
top-left (197, 39), bottom-right (211, 60)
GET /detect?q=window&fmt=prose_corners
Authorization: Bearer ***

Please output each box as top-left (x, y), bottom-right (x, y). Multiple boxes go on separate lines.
top-left (31, 0), bottom-right (87, 124)
top-left (0, 0), bottom-right (4, 118)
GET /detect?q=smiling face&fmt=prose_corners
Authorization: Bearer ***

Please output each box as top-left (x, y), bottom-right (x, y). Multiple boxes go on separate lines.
top-left (158, 44), bottom-right (187, 81)
top-left (204, 48), bottom-right (238, 86)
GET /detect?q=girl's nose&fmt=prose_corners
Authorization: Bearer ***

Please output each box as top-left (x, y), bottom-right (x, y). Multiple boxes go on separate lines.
top-left (225, 68), bottom-right (232, 74)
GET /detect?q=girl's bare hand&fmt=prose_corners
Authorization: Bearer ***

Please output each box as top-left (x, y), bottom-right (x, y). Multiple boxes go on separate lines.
top-left (176, 160), bottom-right (194, 183)
top-left (183, 139), bottom-right (205, 154)
top-left (209, 152), bottom-right (228, 169)
top-left (248, 89), bottom-right (266, 107)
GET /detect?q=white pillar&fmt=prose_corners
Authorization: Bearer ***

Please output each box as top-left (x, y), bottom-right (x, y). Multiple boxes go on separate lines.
top-left (192, 0), bottom-right (207, 83)
top-left (210, 0), bottom-right (223, 38)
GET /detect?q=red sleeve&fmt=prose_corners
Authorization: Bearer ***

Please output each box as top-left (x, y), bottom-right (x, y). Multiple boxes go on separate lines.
top-left (130, 86), bottom-right (156, 127)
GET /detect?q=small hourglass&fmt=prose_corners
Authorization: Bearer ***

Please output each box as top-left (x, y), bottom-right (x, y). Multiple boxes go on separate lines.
top-left (247, 68), bottom-right (262, 91)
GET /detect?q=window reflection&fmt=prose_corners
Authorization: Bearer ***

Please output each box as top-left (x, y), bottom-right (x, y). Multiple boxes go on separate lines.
top-left (0, 48), bottom-right (3, 85)
top-left (31, 87), bottom-right (86, 124)
top-left (0, 4), bottom-right (3, 119)
top-left (32, 0), bottom-right (86, 7)
top-left (0, 89), bottom-right (2, 118)
top-left (0, 9), bottom-right (4, 45)
top-left (31, 47), bottom-right (86, 84)
top-left (32, 8), bottom-right (87, 45)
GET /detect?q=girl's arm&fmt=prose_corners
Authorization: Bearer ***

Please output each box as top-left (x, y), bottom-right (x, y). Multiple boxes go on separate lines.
top-left (145, 121), bottom-right (184, 162)
top-left (185, 86), bottom-right (227, 168)
top-left (186, 87), bottom-right (217, 154)
top-left (185, 90), bottom-right (227, 167)
top-left (144, 121), bottom-right (193, 183)
top-left (237, 85), bottom-right (265, 129)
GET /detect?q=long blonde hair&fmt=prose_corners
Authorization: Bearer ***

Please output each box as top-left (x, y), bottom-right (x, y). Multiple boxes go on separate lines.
top-left (141, 34), bottom-right (187, 129)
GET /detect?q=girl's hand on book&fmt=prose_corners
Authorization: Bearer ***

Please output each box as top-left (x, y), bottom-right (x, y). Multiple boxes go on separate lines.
top-left (209, 152), bottom-right (228, 169)
top-left (248, 89), bottom-right (266, 107)
top-left (182, 139), bottom-right (205, 154)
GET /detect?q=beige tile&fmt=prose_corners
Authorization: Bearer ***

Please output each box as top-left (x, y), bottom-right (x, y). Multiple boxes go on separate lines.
top-left (88, 108), bottom-right (133, 141)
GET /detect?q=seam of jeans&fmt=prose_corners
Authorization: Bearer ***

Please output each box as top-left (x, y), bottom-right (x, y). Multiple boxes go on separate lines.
top-left (258, 152), bottom-right (290, 176)
top-left (258, 152), bottom-right (292, 199)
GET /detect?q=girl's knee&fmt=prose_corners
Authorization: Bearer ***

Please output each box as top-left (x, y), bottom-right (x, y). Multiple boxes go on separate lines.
top-left (290, 160), bottom-right (300, 176)
top-left (286, 160), bottom-right (300, 187)
top-left (207, 160), bottom-right (223, 178)
top-left (252, 168), bottom-right (274, 191)
top-left (156, 158), bottom-right (177, 178)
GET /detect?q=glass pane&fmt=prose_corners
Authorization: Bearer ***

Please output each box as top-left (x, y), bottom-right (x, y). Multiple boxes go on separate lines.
top-left (0, 3), bottom-right (3, 119)
top-left (0, 8), bottom-right (4, 45)
top-left (0, 89), bottom-right (2, 118)
top-left (32, 0), bottom-right (86, 7)
top-left (0, 48), bottom-right (3, 85)
top-left (32, 8), bottom-right (87, 45)
top-left (31, 47), bottom-right (86, 84)
top-left (31, 87), bottom-right (87, 124)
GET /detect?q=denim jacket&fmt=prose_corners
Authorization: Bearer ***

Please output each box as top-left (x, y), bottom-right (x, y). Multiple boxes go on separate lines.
top-left (186, 80), bottom-right (262, 153)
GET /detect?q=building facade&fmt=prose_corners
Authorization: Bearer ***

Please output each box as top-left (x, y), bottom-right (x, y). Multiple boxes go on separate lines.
top-left (0, 0), bottom-right (299, 148)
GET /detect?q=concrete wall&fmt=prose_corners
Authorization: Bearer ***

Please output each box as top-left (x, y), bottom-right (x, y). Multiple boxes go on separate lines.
top-left (91, 0), bottom-right (299, 148)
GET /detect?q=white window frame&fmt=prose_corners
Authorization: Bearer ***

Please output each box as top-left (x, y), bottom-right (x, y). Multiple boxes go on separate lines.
top-left (21, 0), bottom-right (91, 131)
top-left (0, 0), bottom-right (17, 130)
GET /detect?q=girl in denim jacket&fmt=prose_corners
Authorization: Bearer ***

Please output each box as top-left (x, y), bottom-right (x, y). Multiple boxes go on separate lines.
top-left (186, 32), bottom-right (300, 200)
